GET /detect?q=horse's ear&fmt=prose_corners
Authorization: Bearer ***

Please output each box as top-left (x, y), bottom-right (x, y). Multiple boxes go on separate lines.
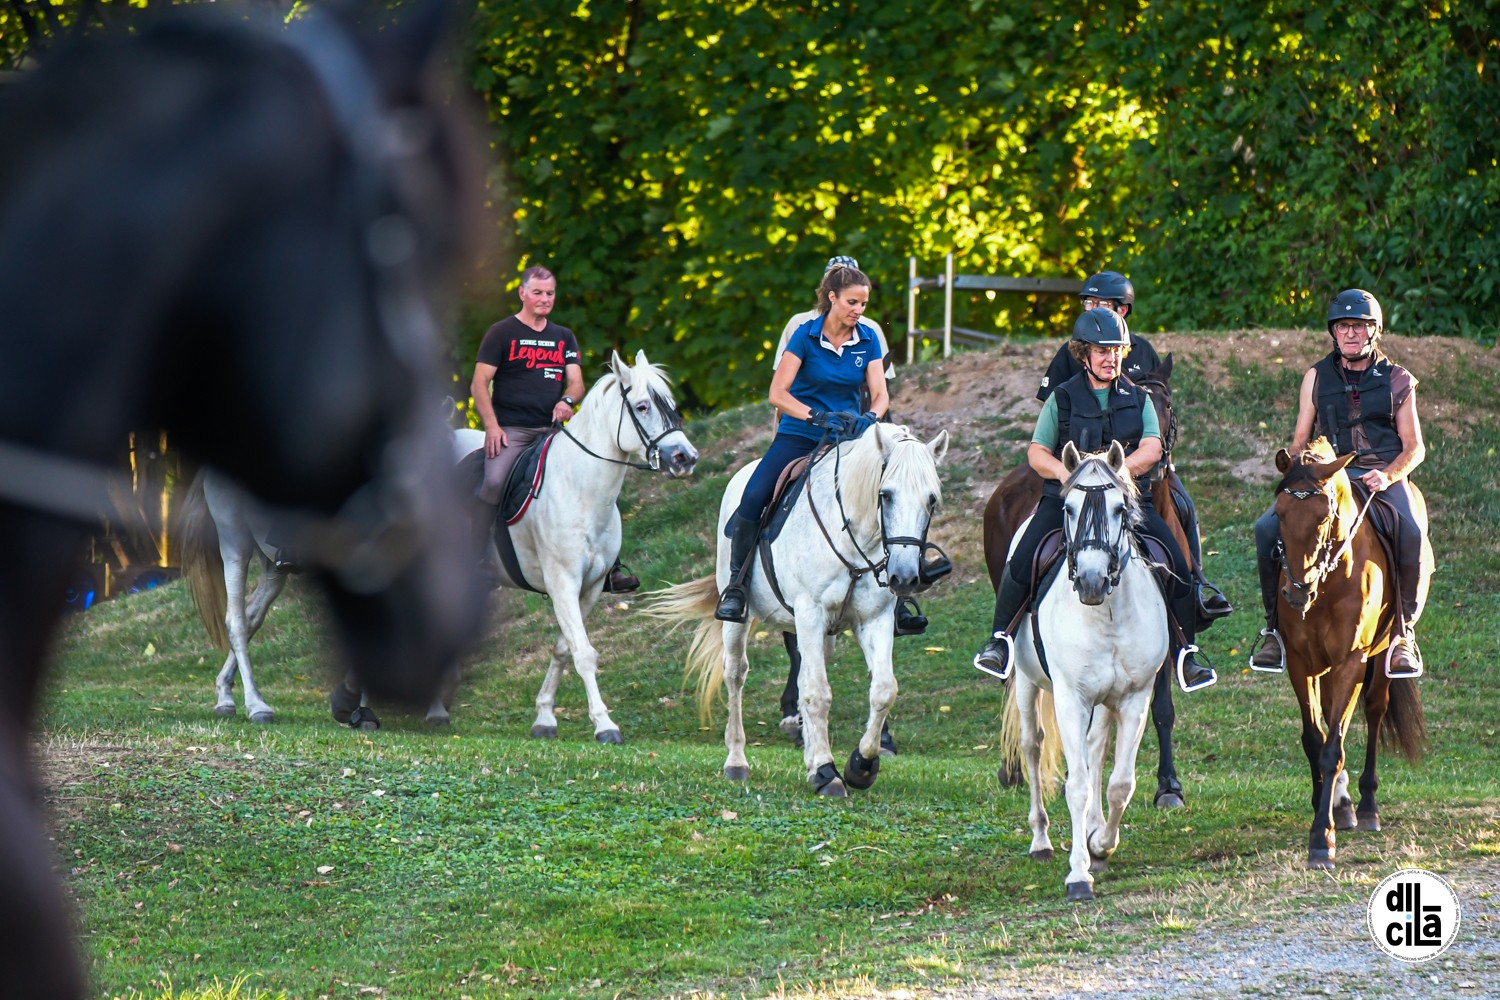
top-left (1106, 439), bottom-right (1127, 473)
top-left (1061, 441), bottom-right (1081, 473)
top-left (609, 350), bottom-right (627, 382)
top-left (1156, 354), bottom-right (1174, 381)
top-left (1275, 448), bottom-right (1293, 474)
top-left (926, 429), bottom-right (949, 465)
top-left (634, 349), bottom-right (649, 369)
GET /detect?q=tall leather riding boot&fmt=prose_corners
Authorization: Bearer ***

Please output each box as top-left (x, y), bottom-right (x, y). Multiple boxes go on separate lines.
top-left (470, 496), bottom-right (502, 589)
top-left (1387, 554), bottom-right (1426, 678)
top-left (1170, 588), bottom-right (1217, 692)
top-left (714, 514), bottom-right (761, 623)
top-left (1249, 553), bottom-right (1285, 671)
top-left (973, 572), bottom-right (1029, 679)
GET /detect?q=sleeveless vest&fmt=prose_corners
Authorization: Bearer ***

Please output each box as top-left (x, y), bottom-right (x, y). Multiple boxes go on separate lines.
top-left (1045, 374), bottom-right (1147, 497)
top-left (1312, 350), bottom-right (1404, 464)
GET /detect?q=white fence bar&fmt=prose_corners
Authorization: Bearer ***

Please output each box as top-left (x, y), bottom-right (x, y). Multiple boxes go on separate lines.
top-left (906, 256), bottom-right (918, 366)
top-left (943, 252), bottom-right (954, 358)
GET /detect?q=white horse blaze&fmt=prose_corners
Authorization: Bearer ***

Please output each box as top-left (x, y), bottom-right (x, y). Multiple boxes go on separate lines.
top-left (1010, 449), bottom-right (1169, 899)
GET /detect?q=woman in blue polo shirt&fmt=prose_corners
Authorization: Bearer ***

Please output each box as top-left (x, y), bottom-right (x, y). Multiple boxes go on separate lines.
top-left (714, 263), bottom-right (889, 622)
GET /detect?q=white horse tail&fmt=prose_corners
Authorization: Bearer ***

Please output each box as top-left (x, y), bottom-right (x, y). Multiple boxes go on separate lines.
top-left (999, 677), bottom-right (1062, 793)
top-left (641, 575), bottom-right (724, 722)
top-left (175, 471), bottom-right (229, 650)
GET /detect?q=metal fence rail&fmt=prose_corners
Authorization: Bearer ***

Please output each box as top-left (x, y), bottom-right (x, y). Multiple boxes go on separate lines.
top-left (906, 254), bottom-right (1083, 362)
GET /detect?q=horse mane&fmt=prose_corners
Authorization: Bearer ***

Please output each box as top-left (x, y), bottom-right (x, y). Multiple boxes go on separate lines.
top-left (1061, 452), bottom-right (1144, 529)
top-left (1276, 436), bottom-right (1342, 494)
top-left (837, 424), bottom-right (942, 537)
top-left (572, 361), bottom-right (678, 435)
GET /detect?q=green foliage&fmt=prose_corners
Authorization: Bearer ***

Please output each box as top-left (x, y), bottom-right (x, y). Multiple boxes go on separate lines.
top-left (468, 1), bottom-right (1499, 410)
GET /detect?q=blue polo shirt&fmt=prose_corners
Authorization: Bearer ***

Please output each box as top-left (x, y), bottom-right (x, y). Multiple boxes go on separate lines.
top-left (777, 314), bottom-right (884, 440)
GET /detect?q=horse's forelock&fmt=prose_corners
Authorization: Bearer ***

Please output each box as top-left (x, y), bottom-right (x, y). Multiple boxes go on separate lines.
top-left (1062, 455), bottom-right (1142, 526)
top-left (839, 426), bottom-right (941, 533)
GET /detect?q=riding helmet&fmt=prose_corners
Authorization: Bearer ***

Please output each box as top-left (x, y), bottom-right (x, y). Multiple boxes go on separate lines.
top-left (1072, 306), bottom-right (1131, 348)
top-left (1325, 288), bottom-right (1383, 335)
top-left (826, 255), bottom-right (859, 272)
top-left (1080, 271), bottom-right (1135, 313)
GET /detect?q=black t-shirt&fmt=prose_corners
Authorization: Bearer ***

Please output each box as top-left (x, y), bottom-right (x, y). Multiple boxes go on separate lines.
top-left (1035, 333), bottom-right (1162, 402)
top-left (475, 316), bottom-right (581, 426)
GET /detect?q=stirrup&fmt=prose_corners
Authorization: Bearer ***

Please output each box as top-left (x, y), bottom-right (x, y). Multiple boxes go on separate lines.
top-left (1175, 645), bottom-right (1217, 693)
top-left (1249, 627), bottom-right (1286, 673)
top-left (973, 632), bottom-right (1015, 681)
top-left (893, 598), bottom-right (928, 637)
top-left (1197, 581), bottom-right (1233, 620)
top-left (714, 586), bottom-right (748, 624)
top-left (1384, 636), bottom-right (1424, 679)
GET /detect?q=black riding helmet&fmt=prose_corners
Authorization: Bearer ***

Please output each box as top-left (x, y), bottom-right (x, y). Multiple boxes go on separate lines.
top-left (1326, 288), bottom-right (1383, 359)
top-left (1072, 306), bottom-right (1131, 348)
top-left (1080, 271), bottom-right (1135, 315)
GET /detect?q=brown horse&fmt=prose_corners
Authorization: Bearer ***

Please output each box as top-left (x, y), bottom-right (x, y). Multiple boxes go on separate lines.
top-left (982, 356), bottom-right (1197, 806)
top-left (1272, 440), bottom-right (1428, 870)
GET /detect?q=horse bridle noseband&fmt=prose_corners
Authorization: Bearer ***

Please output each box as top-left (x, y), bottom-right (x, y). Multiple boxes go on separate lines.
top-left (1064, 480), bottom-right (1130, 590)
top-left (1277, 483), bottom-right (1376, 611)
top-left (558, 379), bottom-right (683, 472)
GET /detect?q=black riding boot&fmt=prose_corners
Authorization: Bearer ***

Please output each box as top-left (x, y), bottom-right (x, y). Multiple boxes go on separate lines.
top-left (973, 573), bottom-right (1029, 679)
top-left (1387, 561), bottom-right (1425, 678)
top-left (1249, 553), bottom-right (1285, 671)
top-left (1171, 589), bottom-right (1217, 692)
top-left (714, 514), bottom-right (760, 623)
top-left (470, 496), bottom-right (502, 589)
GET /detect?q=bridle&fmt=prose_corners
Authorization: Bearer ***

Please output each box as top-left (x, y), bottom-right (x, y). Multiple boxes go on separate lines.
top-left (1063, 477), bottom-right (1131, 591)
top-left (558, 378), bottom-right (683, 473)
top-left (0, 10), bottom-right (445, 595)
top-left (1277, 480), bottom-right (1376, 612)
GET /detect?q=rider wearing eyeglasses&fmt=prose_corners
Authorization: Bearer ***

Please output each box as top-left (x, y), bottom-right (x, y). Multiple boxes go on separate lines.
top-left (974, 307), bottom-right (1217, 692)
top-left (1248, 288), bottom-right (1430, 677)
top-left (1038, 271), bottom-right (1233, 629)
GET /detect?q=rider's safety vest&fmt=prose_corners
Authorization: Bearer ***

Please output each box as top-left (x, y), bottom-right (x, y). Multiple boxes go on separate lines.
top-left (1045, 374), bottom-right (1146, 497)
top-left (1312, 350), bottom-right (1405, 465)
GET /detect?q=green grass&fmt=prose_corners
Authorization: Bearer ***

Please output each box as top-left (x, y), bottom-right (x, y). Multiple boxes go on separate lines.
top-left (45, 334), bottom-right (1500, 998)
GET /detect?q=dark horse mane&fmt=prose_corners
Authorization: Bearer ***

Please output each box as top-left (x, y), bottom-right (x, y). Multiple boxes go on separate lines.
top-left (0, 5), bottom-right (483, 995)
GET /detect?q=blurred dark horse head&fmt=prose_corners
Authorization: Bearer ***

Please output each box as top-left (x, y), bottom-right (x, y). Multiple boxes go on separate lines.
top-left (0, 2), bottom-right (483, 992)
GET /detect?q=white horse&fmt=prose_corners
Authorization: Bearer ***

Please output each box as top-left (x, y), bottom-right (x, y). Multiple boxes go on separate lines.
top-left (998, 441), bottom-right (1171, 902)
top-left (457, 349), bottom-right (697, 743)
top-left (648, 423), bottom-right (948, 796)
top-left (178, 471), bottom-right (458, 727)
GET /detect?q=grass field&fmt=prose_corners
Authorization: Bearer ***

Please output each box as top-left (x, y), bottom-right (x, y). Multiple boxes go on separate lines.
top-left (42, 332), bottom-right (1500, 999)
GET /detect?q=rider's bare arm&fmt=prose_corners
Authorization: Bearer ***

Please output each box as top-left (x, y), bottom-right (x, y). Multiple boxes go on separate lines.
top-left (1124, 436), bottom-right (1162, 480)
top-left (1288, 367), bottom-right (1319, 455)
top-left (1365, 391), bottom-right (1425, 490)
top-left (769, 353), bottom-right (815, 420)
top-left (863, 358), bottom-right (889, 418)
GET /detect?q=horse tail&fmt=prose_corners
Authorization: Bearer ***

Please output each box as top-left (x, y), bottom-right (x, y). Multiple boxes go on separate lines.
top-left (175, 471), bottom-right (229, 650)
top-left (998, 677), bottom-right (1062, 794)
top-left (1380, 677), bottom-right (1428, 763)
top-left (640, 575), bottom-right (724, 723)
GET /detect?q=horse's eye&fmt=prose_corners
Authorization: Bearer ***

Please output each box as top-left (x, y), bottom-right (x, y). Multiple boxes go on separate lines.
top-left (927, 495), bottom-right (937, 512)
top-left (879, 490), bottom-right (892, 504)
top-left (636, 401), bottom-right (650, 414)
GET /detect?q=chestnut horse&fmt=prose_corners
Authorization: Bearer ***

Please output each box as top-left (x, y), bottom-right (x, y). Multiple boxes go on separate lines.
top-left (1271, 440), bottom-right (1427, 870)
top-left (982, 357), bottom-right (1196, 806)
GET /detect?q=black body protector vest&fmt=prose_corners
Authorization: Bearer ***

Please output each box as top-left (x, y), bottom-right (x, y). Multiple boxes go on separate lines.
top-left (1312, 350), bottom-right (1405, 465)
top-left (1044, 373), bottom-right (1147, 498)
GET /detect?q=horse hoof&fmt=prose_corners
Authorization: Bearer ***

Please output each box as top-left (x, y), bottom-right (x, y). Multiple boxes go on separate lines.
top-left (248, 710), bottom-right (275, 724)
top-left (724, 765), bottom-right (750, 781)
top-left (843, 749), bottom-right (880, 791)
top-left (1154, 793), bottom-right (1185, 809)
top-left (1066, 881), bottom-right (1095, 903)
top-left (330, 709), bottom-right (352, 724)
top-left (328, 687), bottom-right (360, 721)
top-left (1333, 806), bottom-right (1357, 830)
top-left (1357, 814), bottom-right (1381, 832)
top-left (530, 725), bottom-right (558, 739)
top-left (1029, 849), bottom-right (1054, 862)
top-left (595, 729), bottom-right (624, 745)
top-left (348, 707), bottom-right (380, 731)
top-left (779, 715), bottom-right (801, 737)
top-left (425, 714), bottom-right (451, 728)
top-left (997, 761), bottom-right (1024, 788)
top-left (815, 778), bottom-right (848, 798)
top-left (878, 729), bottom-right (899, 757)
top-left (213, 705), bottom-right (236, 718)
top-left (811, 762), bottom-right (846, 797)
top-left (1307, 849), bottom-right (1336, 870)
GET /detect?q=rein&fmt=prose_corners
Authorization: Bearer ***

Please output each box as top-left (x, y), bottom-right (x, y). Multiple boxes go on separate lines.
top-left (558, 379), bottom-right (680, 473)
top-left (1279, 481), bottom-right (1378, 609)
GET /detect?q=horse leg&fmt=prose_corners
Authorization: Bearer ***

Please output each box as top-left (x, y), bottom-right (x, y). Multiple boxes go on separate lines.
top-left (1016, 675), bottom-right (1052, 860)
top-left (779, 631), bottom-right (802, 741)
top-left (794, 608), bottom-right (843, 797)
top-left (234, 563), bottom-right (286, 724)
top-left (1053, 687), bottom-right (1099, 901)
top-left (1307, 666), bottom-right (1362, 869)
top-left (843, 611), bottom-right (896, 791)
top-left (530, 636), bottom-right (569, 739)
top-left (425, 666), bottom-right (461, 727)
top-left (721, 621), bottom-right (751, 781)
top-left (1083, 705), bottom-right (1114, 874)
top-left (1151, 661), bottom-right (1184, 808)
top-left (553, 585), bottom-right (623, 743)
top-left (329, 667), bottom-right (362, 723)
top-left (1092, 691), bottom-right (1153, 873)
top-left (1356, 669), bottom-right (1390, 831)
top-left (1331, 769), bottom-right (1356, 830)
